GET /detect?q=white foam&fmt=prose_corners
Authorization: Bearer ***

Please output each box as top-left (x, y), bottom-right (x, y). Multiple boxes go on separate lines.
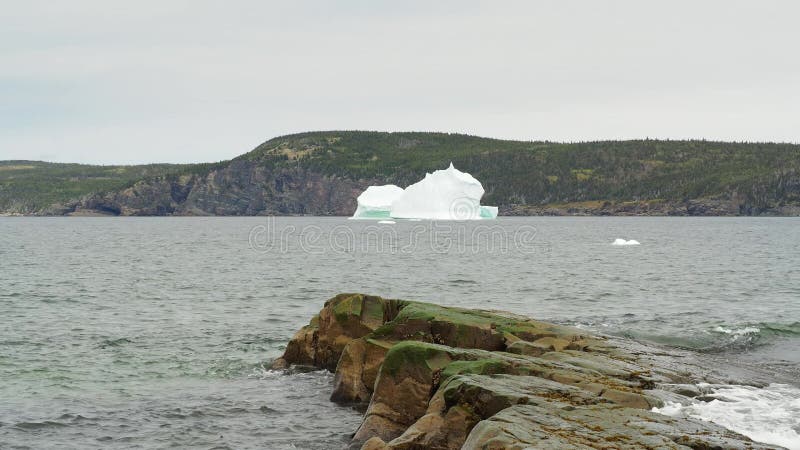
top-left (611, 238), bottom-right (640, 246)
top-left (653, 383), bottom-right (800, 449)
top-left (713, 325), bottom-right (761, 336)
top-left (377, 220), bottom-right (396, 224)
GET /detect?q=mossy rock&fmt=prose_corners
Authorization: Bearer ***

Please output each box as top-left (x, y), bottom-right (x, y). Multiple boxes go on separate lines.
top-left (276, 294), bottom-right (772, 450)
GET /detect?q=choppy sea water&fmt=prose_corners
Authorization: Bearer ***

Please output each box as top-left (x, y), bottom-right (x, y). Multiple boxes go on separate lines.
top-left (1, 217), bottom-right (799, 449)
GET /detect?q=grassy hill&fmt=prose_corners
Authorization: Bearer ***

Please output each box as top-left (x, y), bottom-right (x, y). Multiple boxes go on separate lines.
top-left (2, 131), bottom-right (800, 215)
top-left (0, 161), bottom-right (203, 213)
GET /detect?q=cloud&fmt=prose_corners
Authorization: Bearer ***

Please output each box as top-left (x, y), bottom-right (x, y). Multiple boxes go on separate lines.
top-left (1, 0), bottom-right (799, 164)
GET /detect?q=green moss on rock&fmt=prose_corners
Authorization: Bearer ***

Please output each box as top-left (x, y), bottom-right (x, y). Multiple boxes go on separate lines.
top-left (276, 294), bottom-right (773, 450)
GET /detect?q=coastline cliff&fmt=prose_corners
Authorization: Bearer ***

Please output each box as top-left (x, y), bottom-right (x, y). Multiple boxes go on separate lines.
top-left (2, 131), bottom-right (800, 216)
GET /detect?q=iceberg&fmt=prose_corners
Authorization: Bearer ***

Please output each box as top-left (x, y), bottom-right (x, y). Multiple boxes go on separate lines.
top-left (479, 206), bottom-right (499, 219)
top-left (390, 163), bottom-right (487, 220)
top-left (352, 185), bottom-right (405, 219)
top-left (612, 238), bottom-right (640, 246)
top-left (351, 163), bottom-right (498, 220)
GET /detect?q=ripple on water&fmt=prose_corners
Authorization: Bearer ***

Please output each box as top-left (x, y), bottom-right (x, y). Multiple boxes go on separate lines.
top-left (1, 217), bottom-right (799, 448)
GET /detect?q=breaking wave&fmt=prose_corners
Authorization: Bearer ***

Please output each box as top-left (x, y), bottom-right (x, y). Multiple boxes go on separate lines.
top-left (653, 383), bottom-right (800, 449)
top-left (702, 322), bottom-right (800, 352)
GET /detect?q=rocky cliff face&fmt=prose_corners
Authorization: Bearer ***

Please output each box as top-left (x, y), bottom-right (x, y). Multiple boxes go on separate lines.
top-left (51, 161), bottom-right (376, 216)
top-left (47, 164), bottom-right (800, 217)
top-left (274, 294), bottom-right (787, 450)
top-left (49, 165), bottom-right (800, 217)
top-left (502, 198), bottom-right (800, 216)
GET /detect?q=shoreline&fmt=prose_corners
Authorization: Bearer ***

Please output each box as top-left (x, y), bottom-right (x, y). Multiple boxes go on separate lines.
top-left (3, 212), bottom-right (800, 217)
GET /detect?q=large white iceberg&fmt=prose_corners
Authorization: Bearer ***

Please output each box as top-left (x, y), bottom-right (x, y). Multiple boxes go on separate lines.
top-left (352, 185), bottom-right (405, 219)
top-left (391, 163), bottom-right (491, 220)
top-left (351, 163), bottom-right (498, 220)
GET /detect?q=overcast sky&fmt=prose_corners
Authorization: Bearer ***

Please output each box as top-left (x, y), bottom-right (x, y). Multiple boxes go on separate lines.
top-left (2, 1), bottom-right (799, 164)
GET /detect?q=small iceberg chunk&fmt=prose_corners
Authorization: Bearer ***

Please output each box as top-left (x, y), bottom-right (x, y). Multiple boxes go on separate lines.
top-left (612, 238), bottom-right (640, 246)
top-left (479, 206), bottom-right (499, 219)
top-left (352, 185), bottom-right (404, 219)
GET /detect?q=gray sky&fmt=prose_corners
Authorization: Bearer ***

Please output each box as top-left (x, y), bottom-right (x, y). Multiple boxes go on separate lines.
top-left (2, 1), bottom-right (799, 164)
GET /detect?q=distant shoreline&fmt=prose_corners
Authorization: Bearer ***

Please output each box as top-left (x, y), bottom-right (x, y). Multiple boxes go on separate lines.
top-left (3, 132), bottom-right (800, 219)
top-left (3, 211), bottom-right (800, 217)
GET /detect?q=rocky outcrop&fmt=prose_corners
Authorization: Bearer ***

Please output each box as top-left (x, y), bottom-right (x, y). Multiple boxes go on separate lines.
top-left (274, 294), bottom-right (784, 449)
top-left (501, 198), bottom-right (799, 216)
top-left (56, 162), bottom-right (376, 216)
top-left (56, 185), bottom-right (800, 216)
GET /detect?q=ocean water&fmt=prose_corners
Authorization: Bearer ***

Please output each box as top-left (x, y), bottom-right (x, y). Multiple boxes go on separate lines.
top-left (1, 217), bottom-right (799, 449)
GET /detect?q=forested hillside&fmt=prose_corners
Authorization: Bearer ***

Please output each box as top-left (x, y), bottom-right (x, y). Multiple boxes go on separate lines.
top-left (2, 132), bottom-right (799, 216)
top-left (243, 132), bottom-right (800, 211)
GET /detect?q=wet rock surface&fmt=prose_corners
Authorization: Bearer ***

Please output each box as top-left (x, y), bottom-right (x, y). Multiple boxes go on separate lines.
top-left (274, 294), bottom-right (785, 449)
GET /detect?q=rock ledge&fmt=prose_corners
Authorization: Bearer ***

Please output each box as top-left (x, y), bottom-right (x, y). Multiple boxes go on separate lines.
top-left (273, 294), bottom-right (782, 449)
